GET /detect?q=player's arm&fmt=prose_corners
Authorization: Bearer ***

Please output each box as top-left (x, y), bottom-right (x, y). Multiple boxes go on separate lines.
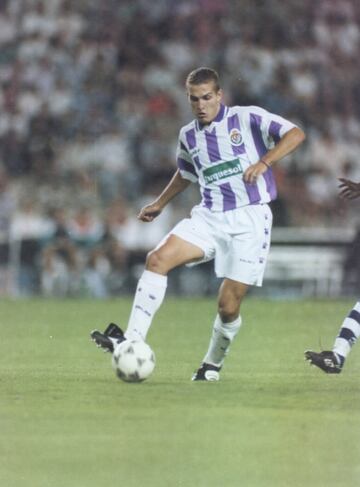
top-left (338, 178), bottom-right (360, 200)
top-left (138, 169), bottom-right (191, 222)
top-left (243, 127), bottom-right (305, 184)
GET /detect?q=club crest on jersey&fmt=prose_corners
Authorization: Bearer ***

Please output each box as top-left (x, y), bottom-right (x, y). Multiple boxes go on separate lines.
top-left (229, 128), bottom-right (242, 146)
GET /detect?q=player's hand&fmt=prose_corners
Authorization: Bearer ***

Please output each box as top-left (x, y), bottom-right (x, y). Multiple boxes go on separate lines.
top-left (137, 202), bottom-right (163, 222)
top-left (243, 161), bottom-right (269, 184)
top-left (338, 178), bottom-right (360, 200)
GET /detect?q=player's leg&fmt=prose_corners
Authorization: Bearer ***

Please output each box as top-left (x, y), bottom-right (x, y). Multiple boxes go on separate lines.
top-left (125, 234), bottom-right (205, 341)
top-left (192, 204), bottom-right (272, 381)
top-left (305, 301), bottom-right (360, 373)
top-left (192, 279), bottom-right (248, 381)
top-left (91, 234), bottom-right (205, 351)
top-left (91, 208), bottom-right (216, 352)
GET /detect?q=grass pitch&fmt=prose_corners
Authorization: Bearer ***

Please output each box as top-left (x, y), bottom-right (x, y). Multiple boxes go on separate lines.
top-left (1, 297), bottom-right (359, 487)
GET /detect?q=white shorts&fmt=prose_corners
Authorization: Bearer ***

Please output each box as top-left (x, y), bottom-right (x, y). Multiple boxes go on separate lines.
top-left (169, 204), bottom-right (273, 287)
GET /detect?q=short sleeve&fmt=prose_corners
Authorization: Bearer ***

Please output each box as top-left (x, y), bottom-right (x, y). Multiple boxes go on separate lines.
top-left (176, 138), bottom-right (198, 183)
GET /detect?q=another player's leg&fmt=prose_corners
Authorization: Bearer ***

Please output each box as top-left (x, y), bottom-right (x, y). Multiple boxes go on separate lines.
top-left (305, 301), bottom-right (360, 373)
top-left (192, 279), bottom-right (248, 381)
top-left (91, 235), bottom-right (204, 350)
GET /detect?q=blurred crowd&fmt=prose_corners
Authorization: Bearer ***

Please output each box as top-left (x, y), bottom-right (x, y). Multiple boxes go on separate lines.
top-left (1, 0), bottom-right (360, 297)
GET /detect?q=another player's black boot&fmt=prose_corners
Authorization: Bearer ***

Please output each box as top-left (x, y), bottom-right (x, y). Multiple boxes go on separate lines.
top-left (90, 323), bottom-right (125, 353)
top-left (304, 350), bottom-right (343, 374)
top-left (192, 363), bottom-right (221, 381)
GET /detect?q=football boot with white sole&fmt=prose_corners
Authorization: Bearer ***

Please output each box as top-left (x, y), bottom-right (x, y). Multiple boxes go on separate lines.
top-left (192, 363), bottom-right (221, 381)
top-left (90, 323), bottom-right (125, 353)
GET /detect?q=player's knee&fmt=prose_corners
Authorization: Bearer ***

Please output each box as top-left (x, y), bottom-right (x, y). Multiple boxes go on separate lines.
top-left (145, 249), bottom-right (169, 274)
top-left (218, 299), bottom-right (240, 323)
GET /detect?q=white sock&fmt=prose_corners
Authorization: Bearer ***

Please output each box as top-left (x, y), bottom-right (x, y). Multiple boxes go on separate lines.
top-left (203, 314), bottom-right (242, 367)
top-left (333, 301), bottom-right (360, 360)
top-left (125, 270), bottom-right (167, 342)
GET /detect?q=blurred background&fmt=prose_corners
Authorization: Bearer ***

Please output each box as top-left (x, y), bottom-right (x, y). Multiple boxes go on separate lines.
top-left (0, 0), bottom-right (359, 299)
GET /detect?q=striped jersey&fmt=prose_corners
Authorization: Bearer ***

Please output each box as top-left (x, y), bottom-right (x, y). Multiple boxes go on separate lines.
top-left (176, 104), bottom-right (297, 212)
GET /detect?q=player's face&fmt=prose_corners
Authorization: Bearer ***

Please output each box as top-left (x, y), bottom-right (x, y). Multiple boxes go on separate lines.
top-left (187, 81), bottom-right (222, 125)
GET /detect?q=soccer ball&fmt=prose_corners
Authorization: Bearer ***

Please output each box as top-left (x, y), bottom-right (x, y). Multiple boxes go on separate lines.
top-left (112, 340), bottom-right (155, 382)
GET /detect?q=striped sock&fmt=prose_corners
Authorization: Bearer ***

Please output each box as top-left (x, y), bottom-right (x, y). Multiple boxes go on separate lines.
top-left (333, 301), bottom-right (360, 364)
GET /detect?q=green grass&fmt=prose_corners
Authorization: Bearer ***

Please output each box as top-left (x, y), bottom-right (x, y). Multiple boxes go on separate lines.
top-left (1, 297), bottom-right (359, 487)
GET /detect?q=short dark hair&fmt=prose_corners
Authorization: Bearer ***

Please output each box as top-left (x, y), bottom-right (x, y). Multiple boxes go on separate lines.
top-left (185, 67), bottom-right (220, 91)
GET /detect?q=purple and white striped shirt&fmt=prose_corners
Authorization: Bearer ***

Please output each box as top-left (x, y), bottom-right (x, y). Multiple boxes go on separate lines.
top-left (176, 104), bottom-right (297, 212)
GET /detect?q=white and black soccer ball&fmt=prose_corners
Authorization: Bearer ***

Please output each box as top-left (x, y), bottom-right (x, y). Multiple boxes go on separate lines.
top-left (112, 340), bottom-right (155, 383)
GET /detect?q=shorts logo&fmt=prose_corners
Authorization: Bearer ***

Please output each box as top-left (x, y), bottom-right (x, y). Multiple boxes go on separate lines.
top-left (229, 128), bottom-right (243, 146)
top-left (203, 159), bottom-right (243, 184)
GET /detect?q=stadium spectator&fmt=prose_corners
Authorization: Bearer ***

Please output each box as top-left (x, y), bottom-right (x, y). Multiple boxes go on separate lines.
top-left (66, 206), bottom-right (104, 248)
top-left (81, 246), bottom-right (111, 298)
top-left (90, 67), bottom-right (305, 381)
top-left (40, 206), bottom-right (80, 297)
top-left (0, 168), bottom-right (16, 294)
top-left (10, 196), bottom-right (53, 295)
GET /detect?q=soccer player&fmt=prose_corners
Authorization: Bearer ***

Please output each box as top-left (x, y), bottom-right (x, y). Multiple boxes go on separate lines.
top-left (91, 67), bottom-right (305, 381)
top-left (305, 177), bottom-right (360, 373)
